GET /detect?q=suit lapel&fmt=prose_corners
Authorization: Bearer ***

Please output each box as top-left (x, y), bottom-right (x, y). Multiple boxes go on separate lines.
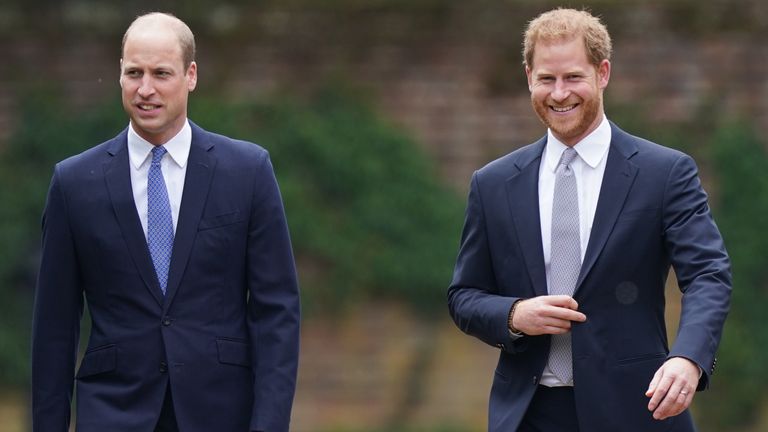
top-left (103, 130), bottom-right (164, 306)
top-left (576, 124), bottom-right (639, 292)
top-left (163, 123), bottom-right (216, 308)
top-left (505, 138), bottom-right (548, 297)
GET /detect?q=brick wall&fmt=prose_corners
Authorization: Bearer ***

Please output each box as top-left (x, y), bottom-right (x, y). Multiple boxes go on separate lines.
top-left (2, 2), bottom-right (766, 191)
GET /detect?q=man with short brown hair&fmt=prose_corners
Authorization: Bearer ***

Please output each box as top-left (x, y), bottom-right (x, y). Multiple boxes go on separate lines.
top-left (448, 8), bottom-right (730, 431)
top-left (32, 12), bottom-right (300, 432)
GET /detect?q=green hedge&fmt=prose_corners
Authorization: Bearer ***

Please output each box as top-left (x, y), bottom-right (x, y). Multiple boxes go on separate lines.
top-left (0, 85), bottom-right (464, 388)
top-left (609, 107), bottom-right (768, 431)
top-left (694, 121), bottom-right (768, 429)
top-left (191, 86), bottom-right (465, 314)
top-left (0, 88), bottom-right (126, 387)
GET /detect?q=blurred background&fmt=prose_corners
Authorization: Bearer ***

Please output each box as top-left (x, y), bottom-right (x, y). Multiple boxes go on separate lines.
top-left (1, 0), bottom-right (767, 431)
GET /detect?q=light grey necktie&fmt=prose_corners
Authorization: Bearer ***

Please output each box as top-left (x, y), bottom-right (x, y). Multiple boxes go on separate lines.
top-left (548, 147), bottom-right (581, 384)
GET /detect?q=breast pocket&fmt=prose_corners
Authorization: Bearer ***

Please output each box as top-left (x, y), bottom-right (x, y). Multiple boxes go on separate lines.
top-left (615, 207), bottom-right (660, 224)
top-left (198, 210), bottom-right (244, 231)
top-left (191, 211), bottom-right (248, 274)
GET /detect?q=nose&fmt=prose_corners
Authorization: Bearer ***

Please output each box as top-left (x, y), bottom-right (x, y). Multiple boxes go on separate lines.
top-left (551, 79), bottom-right (570, 102)
top-left (137, 76), bottom-right (155, 98)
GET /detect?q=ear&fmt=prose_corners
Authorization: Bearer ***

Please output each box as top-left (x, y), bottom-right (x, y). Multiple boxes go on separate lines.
top-left (597, 59), bottom-right (611, 89)
top-left (186, 61), bottom-right (198, 92)
top-left (525, 65), bottom-right (533, 92)
top-left (119, 59), bottom-right (124, 88)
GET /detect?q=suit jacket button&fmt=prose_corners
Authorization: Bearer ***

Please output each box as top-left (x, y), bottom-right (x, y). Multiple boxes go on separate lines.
top-left (160, 361), bottom-right (168, 373)
top-left (496, 343), bottom-right (504, 349)
top-left (162, 317), bottom-right (172, 326)
top-left (532, 376), bottom-right (538, 385)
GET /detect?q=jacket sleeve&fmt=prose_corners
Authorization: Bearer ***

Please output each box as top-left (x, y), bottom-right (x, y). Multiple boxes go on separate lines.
top-left (663, 154), bottom-right (732, 390)
top-left (448, 172), bottom-right (527, 354)
top-left (31, 166), bottom-right (84, 432)
top-left (246, 152), bottom-right (301, 432)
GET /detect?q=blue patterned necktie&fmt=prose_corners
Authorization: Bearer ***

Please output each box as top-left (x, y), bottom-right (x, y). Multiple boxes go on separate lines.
top-left (548, 147), bottom-right (581, 384)
top-left (147, 146), bottom-right (174, 294)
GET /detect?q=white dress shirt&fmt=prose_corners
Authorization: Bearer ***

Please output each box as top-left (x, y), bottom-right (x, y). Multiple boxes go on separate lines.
top-left (538, 115), bottom-right (611, 386)
top-left (127, 120), bottom-right (191, 237)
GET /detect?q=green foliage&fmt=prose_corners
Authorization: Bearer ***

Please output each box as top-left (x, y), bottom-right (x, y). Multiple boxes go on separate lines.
top-left (694, 121), bottom-right (768, 429)
top-left (0, 85), bottom-right (464, 387)
top-left (602, 106), bottom-right (768, 430)
top-left (190, 87), bottom-right (464, 315)
top-left (0, 87), bottom-right (126, 387)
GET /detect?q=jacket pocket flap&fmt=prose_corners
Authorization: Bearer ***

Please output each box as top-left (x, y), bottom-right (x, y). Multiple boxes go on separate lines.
top-left (76, 344), bottom-right (117, 378)
top-left (216, 338), bottom-right (251, 367)
top-left (198, 211), bottom-right (243, 231)
top-left (617, 351), bottom-right (667, 365)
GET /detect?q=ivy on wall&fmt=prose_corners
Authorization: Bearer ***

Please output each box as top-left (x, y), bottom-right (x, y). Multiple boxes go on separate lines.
top-left (0, 84), bottom-right (464, 387)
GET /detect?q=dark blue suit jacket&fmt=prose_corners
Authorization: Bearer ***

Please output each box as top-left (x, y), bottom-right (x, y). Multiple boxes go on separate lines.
top-left (448, 123), bottom-right (731, 432)
top-left (32, 122), bottom-right (300, 432)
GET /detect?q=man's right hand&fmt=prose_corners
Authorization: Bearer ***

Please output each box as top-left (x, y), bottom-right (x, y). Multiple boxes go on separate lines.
top-left (510, 295), bottom-right (586, 335)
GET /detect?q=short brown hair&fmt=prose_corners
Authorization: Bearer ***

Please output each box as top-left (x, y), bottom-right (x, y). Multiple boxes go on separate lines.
top-left (523, 8), bottom-right (611, 69)
top-left (122, 12), bottom-right (196, 70)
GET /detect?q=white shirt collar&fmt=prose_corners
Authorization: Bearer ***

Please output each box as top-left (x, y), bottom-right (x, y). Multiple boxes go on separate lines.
top-left (544, 115), bottom-right (611, 173)
top-left (127, 120), bottom-right (192, 170)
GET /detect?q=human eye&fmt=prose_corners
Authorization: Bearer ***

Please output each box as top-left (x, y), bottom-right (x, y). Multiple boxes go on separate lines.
top-left (538, 76), bottom-right (555, 83)
top-left (155, 70), bottom-right (172, 78)
top-left (124, 68), bottom-right (142, 78)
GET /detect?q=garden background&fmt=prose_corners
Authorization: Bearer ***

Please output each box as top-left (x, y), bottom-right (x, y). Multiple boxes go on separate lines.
top-left (1, 1), bottom-right (767, 431)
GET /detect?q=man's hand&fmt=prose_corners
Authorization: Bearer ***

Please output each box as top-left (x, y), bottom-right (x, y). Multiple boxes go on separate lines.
top-left (646, 357), bottom-right (700, 420)
top-left (510, 295), bottom-right (586, 336)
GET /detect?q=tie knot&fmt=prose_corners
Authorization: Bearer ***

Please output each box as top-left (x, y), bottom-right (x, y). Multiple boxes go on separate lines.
top-left (558, 147), bottom-right (578, 168)
top-left (151, 146), bottom-right (168, 164)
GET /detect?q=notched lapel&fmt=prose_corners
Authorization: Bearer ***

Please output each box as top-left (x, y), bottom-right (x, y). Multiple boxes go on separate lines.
top-left (103, 134), bottom-right (164, 306)
top-left (576, 129), bottom-right (639, 292)
top-left (163, 128), bottom-right (216, 308)
top-left (505, 142), bottom-right (548, 297)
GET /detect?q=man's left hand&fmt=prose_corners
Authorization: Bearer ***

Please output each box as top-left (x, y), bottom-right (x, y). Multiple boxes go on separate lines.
top-left (645, 357), bottom-right (700, 420)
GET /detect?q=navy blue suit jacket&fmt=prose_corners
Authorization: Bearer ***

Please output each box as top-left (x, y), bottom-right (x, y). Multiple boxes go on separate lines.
top-left (448, 123), bottom-right (731, 432)
top-left (32, 122), bottom-right (300, 432)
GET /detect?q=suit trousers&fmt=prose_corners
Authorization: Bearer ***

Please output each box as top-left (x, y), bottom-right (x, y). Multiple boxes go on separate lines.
top-left (518, 386), bottom-right (580, 432)
top-left (154, 386), bottom-right (179, 432)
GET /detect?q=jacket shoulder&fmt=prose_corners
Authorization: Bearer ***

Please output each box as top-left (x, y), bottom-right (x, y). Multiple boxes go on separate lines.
top-left (475, 139), bottom-right (545, 181)
top-left (611, 123), bottom-right (689, 163)
top-left (58, 133), bottom-right (123, 168)
top-left (195, 126), bottom-right (270, 165)
top-left (52, 130), bottom-right (127, 185)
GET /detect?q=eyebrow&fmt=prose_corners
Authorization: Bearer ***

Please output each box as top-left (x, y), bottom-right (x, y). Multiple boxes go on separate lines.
top-left (534, 69), bottom-right (589, 77)
top-left (121, 63), bottom-right (177, 71)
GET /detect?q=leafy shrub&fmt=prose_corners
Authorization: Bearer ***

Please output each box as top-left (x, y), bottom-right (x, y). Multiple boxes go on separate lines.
top-left (0, 85), bottom-right (464, 387)
top-left (605, 108), bottom-right (768, 431)
top-left (190, 86), bottom-right (464, 315)
top-left (694, 121), bottom-right (768, 429)
top-left (0, 88), bottom-right (125, 387)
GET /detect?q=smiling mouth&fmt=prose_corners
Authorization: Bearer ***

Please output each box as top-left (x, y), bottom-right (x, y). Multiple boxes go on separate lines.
top-left (137, 104), bottom-right (161, 111)
top-left (550, 104), bottom-right (577, 113)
